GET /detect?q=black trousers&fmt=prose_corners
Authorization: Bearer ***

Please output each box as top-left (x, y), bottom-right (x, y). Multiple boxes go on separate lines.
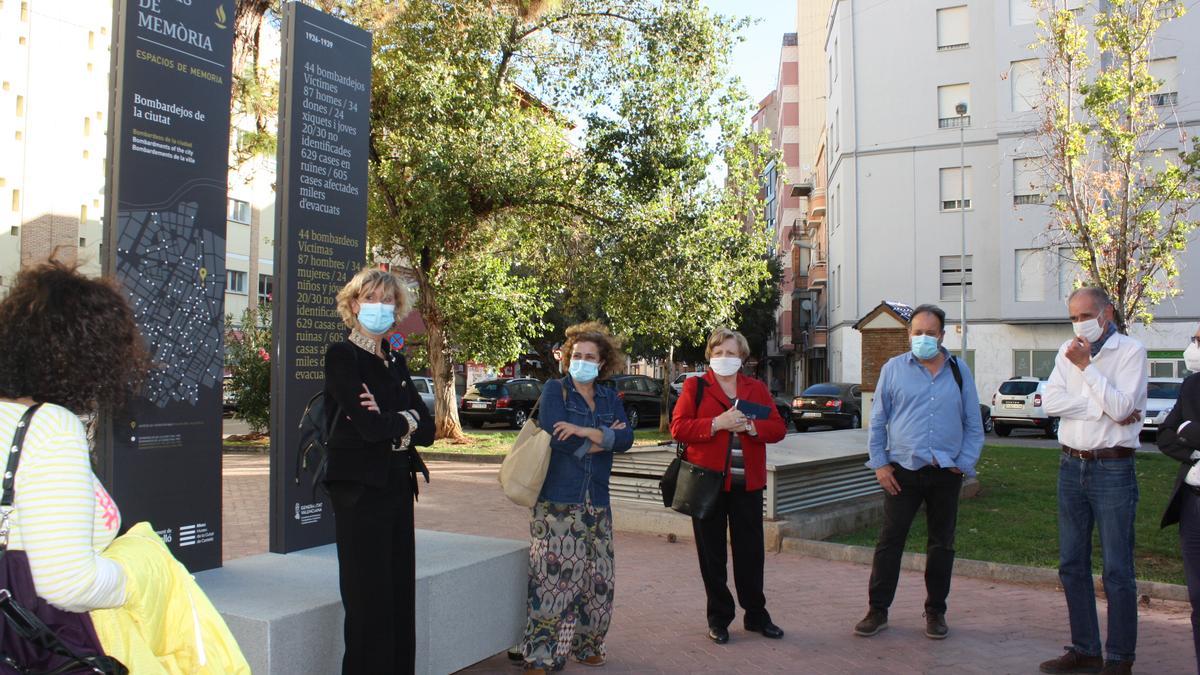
top-left (1180, 487), bottom-right (1200, 674)
top-left (327, 462), bottom-right (415, 675)
top-left (868, 465), bottom-right (962, 615)
top-left (692, 488), bottom-right (771, 630)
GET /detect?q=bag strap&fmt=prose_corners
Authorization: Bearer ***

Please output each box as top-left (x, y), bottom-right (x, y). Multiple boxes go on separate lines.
top-left (1, 403), bottom-right (43, 552)
top-left (529, 377), bottom-right (568, 422)
top-left (947, 355), bottom-right (963, 392)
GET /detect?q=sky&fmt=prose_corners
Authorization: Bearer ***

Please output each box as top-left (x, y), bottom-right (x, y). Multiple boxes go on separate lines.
top-left (702, 0), bottom-right (798, 109)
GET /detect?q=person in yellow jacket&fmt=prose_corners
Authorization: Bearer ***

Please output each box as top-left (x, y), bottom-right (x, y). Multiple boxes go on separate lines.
top-left (0, 261), bottom-right (248, 673)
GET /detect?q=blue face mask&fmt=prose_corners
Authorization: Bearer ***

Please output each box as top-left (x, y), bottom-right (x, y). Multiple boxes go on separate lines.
top-left (568, 359), bottom-right (600, 384)
top-left (357, 303), bottom-right (395, 335)
top-left (910, 335), bottom-right (940, 360)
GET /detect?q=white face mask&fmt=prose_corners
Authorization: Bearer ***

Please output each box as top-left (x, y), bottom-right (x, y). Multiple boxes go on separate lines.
top-left (1072, 317), bottom-right (1103, 342)
top-left (1185, 342), bottom-right (1200, 372)
top-left (709, 357), bottom-right (743, 377)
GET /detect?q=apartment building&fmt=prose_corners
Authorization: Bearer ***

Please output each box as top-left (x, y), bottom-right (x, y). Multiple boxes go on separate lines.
top-left (823, 0), bottom-right (1200, 398)
top-left (0, 0), bottom-right (278, 326)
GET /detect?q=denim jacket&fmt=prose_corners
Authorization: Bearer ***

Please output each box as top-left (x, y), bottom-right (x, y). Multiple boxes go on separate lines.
top-left (536, 377), bottom-right (634, 506)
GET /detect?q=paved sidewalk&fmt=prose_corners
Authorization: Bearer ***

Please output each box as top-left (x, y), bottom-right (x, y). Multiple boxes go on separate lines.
top-left (222, 455), bottom-right (1195, 674)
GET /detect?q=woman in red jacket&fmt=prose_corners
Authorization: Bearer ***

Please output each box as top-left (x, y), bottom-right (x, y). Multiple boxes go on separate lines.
top-left (670, 328), bottom-right (788, 645)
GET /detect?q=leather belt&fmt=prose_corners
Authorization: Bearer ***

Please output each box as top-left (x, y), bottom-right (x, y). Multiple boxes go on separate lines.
top-left (1061, 446), bottom-right (1134, 461)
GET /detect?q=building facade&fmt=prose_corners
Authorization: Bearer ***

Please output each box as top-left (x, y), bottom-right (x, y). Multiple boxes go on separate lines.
top-left (823, 0), bottom-right (1200, 399)
top-left (0, 0), bottom-right (279, 329)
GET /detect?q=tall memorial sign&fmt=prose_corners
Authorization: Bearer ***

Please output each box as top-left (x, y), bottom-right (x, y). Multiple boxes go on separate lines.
top-left (100, 0), bottom-right (235, 571)
top-left (271, 2), bottom-right (371, 553)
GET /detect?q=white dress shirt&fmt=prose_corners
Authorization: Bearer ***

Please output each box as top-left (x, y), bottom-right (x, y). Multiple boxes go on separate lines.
top-left (1044, 331), bottom-right (1148, 451)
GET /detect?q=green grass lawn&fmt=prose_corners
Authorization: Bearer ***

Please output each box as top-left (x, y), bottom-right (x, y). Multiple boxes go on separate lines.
top-left (829, 446), bottom-right (1186, 585)
top-left (428, 428), bottom-right (674, 455)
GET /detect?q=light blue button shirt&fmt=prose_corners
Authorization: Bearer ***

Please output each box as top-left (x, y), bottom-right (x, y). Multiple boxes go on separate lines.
top-left (866, 348), bottom-right (985, 477)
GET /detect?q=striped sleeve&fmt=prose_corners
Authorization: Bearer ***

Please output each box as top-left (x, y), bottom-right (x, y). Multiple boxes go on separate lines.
top-left (13, 408), bottom-right (125, 612)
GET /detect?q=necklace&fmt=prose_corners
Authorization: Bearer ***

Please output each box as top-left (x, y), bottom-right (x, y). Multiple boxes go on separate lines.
top-left (348, 330), bottom-right (381, 357)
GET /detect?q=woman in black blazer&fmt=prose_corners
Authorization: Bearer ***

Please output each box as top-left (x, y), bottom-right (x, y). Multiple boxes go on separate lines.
top-left (323, 266), bottom-right (434, 675)
top-left (1156, 327), bottom-right (1200, 673)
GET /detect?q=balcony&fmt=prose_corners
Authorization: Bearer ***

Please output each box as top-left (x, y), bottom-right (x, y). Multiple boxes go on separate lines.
top-left (809, 327), bottom-right (828, 349)
top-left (808, 188), bottom-right (826, 217)
top-left (807, 261), bottom-right (828, 289)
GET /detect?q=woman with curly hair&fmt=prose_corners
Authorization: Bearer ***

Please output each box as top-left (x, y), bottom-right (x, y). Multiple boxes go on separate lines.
top-left (0, 260), bottom-right (249, 673)
top-left (520, 321), bottom-right (633, 673)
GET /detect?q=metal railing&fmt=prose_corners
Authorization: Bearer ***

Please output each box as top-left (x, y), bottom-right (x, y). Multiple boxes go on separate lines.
top-left (1013, 193), bottom-right (1044, 205)
top-left (1150, 92), bottom-right (1178, 107)
top-left (939, 115), bottom-right (970, 129)
top-left (937, 42), bottom-right (968, 52)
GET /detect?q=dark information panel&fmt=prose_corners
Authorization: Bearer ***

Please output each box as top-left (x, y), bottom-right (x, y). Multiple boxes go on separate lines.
top-left (271, 2), bottom-right (371, 553)
top-left (100, 0), bottom-right (234, 571)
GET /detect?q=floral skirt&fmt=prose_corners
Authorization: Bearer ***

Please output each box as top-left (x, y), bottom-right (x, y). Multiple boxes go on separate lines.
top-left (521, 499), bottom-right (614, 670)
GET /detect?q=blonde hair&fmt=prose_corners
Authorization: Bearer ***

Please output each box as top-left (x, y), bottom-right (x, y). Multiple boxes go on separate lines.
top-left (336, 266), bottom-right (412, 329)
top-left (705, 328), bottom-right (750, 361)
top-left (562, 321), bottom-right (625, 381)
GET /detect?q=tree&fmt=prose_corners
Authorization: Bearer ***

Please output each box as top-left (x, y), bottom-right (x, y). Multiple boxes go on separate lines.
top-left (1035, 0), bottom-right (1200, 332)
top-left (225, 302), bottom-right (273, 434)
top-left (365, 0), bottom-right (772, 438)
top-left (733, 255), bottom-right (784, 361)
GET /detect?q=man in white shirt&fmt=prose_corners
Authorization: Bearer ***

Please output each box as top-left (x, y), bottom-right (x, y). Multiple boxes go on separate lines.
top-left (1039, 288), bottom-right (1146, 675)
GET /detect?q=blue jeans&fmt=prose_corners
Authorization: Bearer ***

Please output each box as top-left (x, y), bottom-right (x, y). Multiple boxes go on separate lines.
top-left (1057, 454), bottom-right (1138, 663)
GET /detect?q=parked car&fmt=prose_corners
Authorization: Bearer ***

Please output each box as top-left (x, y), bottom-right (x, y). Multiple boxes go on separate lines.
top-left (990, 377), bottom-right (1058, 438)
top-left (791, 383), bottom-right (863, 432)
top-left (1144, 377), bottom-right (1184, 435)
top-left (604, 374), bottom-right (677, 428)
top-left (222, 374), bottom-right (237, 416)
top-left (459, 378), bottom-right (543, 429)
top-left (410, 376), bottom-right (437, 415)
top-left (670, 371), bottom-right (706, 395)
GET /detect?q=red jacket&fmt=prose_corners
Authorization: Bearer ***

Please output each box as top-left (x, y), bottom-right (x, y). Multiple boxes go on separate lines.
top-left (669, 371), bottom-right (788, 492)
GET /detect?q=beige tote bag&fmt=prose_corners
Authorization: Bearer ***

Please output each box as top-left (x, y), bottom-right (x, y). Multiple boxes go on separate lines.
top-left (498, 380), bottom-right (565, 507)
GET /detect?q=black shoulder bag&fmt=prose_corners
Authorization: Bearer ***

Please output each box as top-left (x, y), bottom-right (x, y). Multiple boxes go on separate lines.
top-left (659, 379), bottom-right (732, 519)
top-left (0, 403), bottom-right (128, 675)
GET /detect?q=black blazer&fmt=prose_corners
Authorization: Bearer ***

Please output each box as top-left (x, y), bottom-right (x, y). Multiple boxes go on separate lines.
top-left (322, 339), bottom-right (435, 488)
top-left (1156, 372), bottom-right (1200, 528)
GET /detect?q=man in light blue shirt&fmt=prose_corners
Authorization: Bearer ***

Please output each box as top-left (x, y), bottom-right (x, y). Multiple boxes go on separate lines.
top-left (853, 304), bottom-right (984, 641)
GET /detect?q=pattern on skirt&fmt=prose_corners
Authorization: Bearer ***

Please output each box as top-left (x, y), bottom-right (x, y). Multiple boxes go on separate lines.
top-left (522, 499), bottom-right (614, 670)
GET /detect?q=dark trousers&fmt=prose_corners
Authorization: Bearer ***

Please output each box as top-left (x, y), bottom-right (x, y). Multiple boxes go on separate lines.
top-left (1181, 487), bottom-right (1200, 674)
top-left (692, 488), bottom-right (770, 630)
top-left (868, 465), bottom-right (963, 615)
top-left (328, 463), bottom-right (415, 675)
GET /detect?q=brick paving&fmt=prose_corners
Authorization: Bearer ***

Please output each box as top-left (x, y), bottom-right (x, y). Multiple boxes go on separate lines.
top-left (222, 455), bottom-right (1196, 674)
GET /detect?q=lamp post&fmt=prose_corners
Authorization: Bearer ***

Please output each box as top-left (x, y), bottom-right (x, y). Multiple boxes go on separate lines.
top-left (956, 101), bottom-right (968, 361)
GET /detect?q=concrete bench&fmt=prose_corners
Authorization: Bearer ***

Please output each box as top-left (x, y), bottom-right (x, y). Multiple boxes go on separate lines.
top-left (195, 529), bottom-right (528, 675)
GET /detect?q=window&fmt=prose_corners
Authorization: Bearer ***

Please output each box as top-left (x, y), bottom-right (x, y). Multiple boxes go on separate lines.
top-left (1057, 247), bottom-right (1084, 299)
top-left (79, 205), bottom-right (87, 223)
top-left (9, 226), bottom-right (18, 236)
top-left (1157, 0), bottom-right (1183, 20)
top-left (1013, 349), bottom-right (1058, 379)
top-left (828, 55), bottom-right (834, 91)
top-left (833, 109), bottom-right (840, 150)
top-left (1010, 0), bottom-right (1036, 25)
top-left (227, 198), bottom-right (251, 224)
top-left (14, 95), bottom-right (23, 117)
top-left (1014, 248), bottom-right (1048, 301)
top-left (83, 117), bottom-right (90, 136)
top-left (412, 379), bottom-right (430, 394)
top-left (832, 38), bottom-right (838, 82)
top-left (10, 189), bottom-right (18, 212)
top-left (257, 274), bottom-right (273, 303)
top-left (226, 270), bottom-right (247, 294)
top-left (1149, 58), bottom-right (1178, 107)
top-left (940, 255), bottom-right (973, 301)
top-left (938, 83), bottom-right (971, 128)
top-left (937, 6), bottom-right (969, 51)
top-left (79, 237), bottom-right (86, 247)
top-left (836, 265), bottom-right (842, 308)
top-left (829, 186), bottom-right (836, 232)
top-left (1011, 59), bottom-right (1040, 112)
top-left (1013, 157), bottom-right (1045, 204)
top-left (940, 167), bottom-right (973, 210)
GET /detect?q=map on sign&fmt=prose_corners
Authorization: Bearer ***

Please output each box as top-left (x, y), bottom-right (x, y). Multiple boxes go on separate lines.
top-left (117, 202), bottom-right (225, 408)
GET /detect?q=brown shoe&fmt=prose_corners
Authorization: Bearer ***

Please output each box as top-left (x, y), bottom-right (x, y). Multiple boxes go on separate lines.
top-left (1099, 661), bottom-right (1132, 675)
top-left (576, 655), bottom-right (606, 667)
top-left (923, 612), bottom-right (948, 639)
top-left (853, 608), bottom-right (888, 637)
top-left (1039, 649), bottom-right (1104, 673)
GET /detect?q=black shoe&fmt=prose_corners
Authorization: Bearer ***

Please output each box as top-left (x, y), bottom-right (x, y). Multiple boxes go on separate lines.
top-left (707, 626), bottom-right (729, 644)
top-left (745, 621), bottom-right (784, 639)
top-left (854, 608), bottom-right (888, 637)
top-left (923, 612), bottom-right (948, 639)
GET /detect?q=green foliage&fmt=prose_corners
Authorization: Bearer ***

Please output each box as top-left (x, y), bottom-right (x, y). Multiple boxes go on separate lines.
top-left (1036, 0), bottom-right (1200, 330)
top-left (224, 302), bottom-right (272, 434)
top-left (733, 255), bottom-right (784, 359)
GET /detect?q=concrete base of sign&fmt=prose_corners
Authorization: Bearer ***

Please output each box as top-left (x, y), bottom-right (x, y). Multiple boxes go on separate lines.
top-left (195, 529), bottom-right (528, 675)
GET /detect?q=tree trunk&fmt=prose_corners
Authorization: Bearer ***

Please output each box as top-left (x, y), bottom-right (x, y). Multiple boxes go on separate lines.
top-left (232, 0), bottom-right (270, 78)
top-left (427, 320), bottom-right (466, 440)
top-left (658, 344), bottom-right (675, 433)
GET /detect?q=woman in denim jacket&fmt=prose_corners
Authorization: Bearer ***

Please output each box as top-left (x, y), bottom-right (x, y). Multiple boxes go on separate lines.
top-left (520, 321), bottom-right (633, 673)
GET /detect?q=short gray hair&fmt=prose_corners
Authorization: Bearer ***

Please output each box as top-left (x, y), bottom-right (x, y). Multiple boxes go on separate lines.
top-left (1067, 287), bottom-right (1112, 313)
